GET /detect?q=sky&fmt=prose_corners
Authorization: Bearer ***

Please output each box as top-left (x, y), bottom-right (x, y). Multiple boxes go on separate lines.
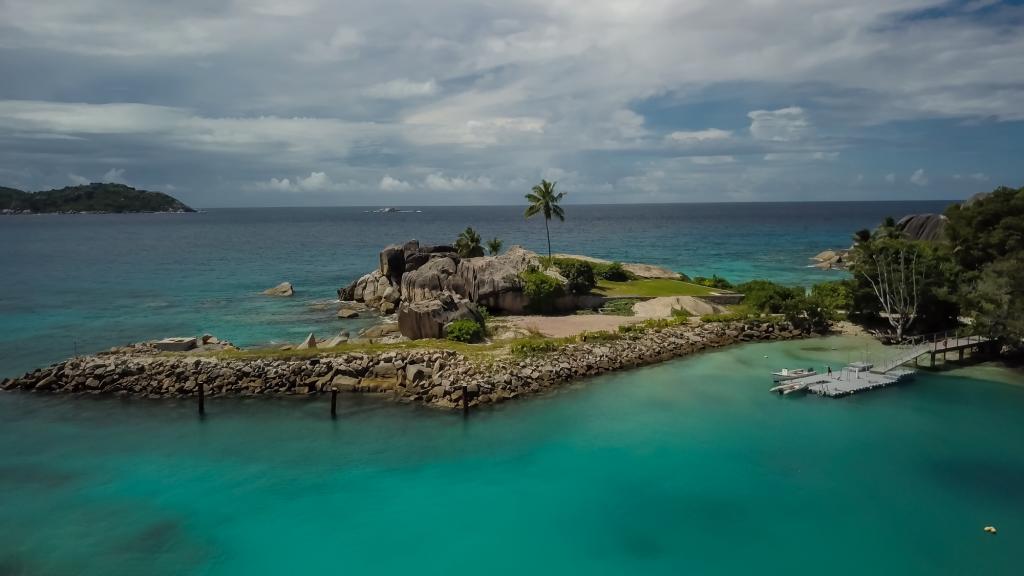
top-left (1, 0), bottom-right (1022, 207)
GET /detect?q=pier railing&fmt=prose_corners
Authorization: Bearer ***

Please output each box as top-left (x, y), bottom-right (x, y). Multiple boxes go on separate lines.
top-left (873, 329), bottom-right (989, 373)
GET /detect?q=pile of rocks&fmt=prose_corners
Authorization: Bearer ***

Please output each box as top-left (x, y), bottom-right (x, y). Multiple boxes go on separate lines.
top-left (2, 320), bottom-right (805, 409)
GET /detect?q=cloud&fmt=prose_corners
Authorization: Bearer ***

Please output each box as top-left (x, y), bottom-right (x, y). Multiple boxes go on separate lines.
top-left (379, 175), bottom-right (412, 192)
top-left (667, 129), bottom-right (732, 143)
top-left (763, 151), bottom-right (839, 161)
top-left (689, 155), bottom-right (736, 165)
top-left (424, 173), bottom-right (493, 191)
top-left (748, 107), bottom-right (811, 142)
top-left (910, 168), bottom-right (928, 186)
top-left (297, 26), bottom-right (363, 62)
top-left (68, 173), bottom-right (89, 185)
top-left (365, 79), bottom-right (438, 100)
top-left (252, 171), bottom-right (360, 193)
top-left (885, 173), bottom-right (896, 184)
top-left (102, 168), bottom-right (126, 182)
top-left (954, 172), bottom-right (989, 181)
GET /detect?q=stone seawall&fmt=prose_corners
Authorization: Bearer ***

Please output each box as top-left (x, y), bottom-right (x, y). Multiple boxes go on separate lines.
top-left (1, 321), bottom-right (806, 409)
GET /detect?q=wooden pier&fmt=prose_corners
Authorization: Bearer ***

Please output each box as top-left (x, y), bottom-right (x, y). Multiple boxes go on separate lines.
top-left (771, 330), bottom-right (991, 399)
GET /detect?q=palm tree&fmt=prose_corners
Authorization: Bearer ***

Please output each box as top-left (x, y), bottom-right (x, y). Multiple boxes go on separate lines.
top-left (486, 237), bottom-right (503, 256)
top-left (454, 226), bottom-right (484, 258)
top-left (524, 179), bottom-right (566, 260)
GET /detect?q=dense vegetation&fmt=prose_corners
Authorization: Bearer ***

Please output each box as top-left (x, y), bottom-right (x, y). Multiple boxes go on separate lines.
top-left (521, 268), bottom-right (565, 313)
top-left (446, 318), bottom-right (484, 343)
top-left (0, 183), bottom-right (194, 213)
top-left (848, 185), bottom-right (1023, 349)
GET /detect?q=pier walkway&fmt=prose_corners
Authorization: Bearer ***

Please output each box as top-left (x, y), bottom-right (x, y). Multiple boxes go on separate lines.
top-left (770, 330), bottom-right (991, 398)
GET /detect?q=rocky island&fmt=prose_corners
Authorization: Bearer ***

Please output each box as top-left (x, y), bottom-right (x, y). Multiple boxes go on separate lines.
top-left (0, 182), bottom-right (194, 214)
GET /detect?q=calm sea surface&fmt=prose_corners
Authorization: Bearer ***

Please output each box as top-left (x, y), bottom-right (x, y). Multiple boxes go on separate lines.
top-left (0, 336), bottom-right (1021, 575)
top-left (2, 202), bottom-right (1022, 575)
top-left (1, 201), bottom-right (948, 374)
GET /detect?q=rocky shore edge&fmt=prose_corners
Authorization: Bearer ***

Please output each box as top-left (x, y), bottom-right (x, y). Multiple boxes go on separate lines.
top-left (1, 321), bottom-right (807, 410)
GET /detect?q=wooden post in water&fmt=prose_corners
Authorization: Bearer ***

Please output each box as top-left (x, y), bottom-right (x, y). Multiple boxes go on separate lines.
top-left (198, 380), bottom-right (206, 415)
top-left (330, 388), bottom-right (338, 419)
top-left (461, 385), bottom-right (469, 417)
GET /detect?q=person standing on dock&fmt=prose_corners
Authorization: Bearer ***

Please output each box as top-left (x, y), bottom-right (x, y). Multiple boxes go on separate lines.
top-left (827, 366), bottom-right (832, 378)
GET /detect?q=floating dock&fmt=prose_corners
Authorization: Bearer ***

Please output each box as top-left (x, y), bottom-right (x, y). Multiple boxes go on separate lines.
top-left (771, 362), bottom-right (914, 397)
top-left (771, 331), bottom-right (992, 399)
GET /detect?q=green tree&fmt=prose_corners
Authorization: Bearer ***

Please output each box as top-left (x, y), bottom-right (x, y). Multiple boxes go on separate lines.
top-left (454, 227), bottom-right (484, 258)
top-left (524, 179), bottom-right (566, 260)
top-left (967, 257), bottom-right (1024, 343)
top-left (486, 237), bottom-right (503, 256)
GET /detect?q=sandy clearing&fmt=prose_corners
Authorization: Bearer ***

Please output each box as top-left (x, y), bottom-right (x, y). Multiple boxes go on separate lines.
top-left (503, 314), bottom-right (642, 338)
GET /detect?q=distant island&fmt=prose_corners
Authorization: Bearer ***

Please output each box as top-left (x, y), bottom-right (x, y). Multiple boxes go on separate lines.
top-left (0, 182), bottom-right (194, 214)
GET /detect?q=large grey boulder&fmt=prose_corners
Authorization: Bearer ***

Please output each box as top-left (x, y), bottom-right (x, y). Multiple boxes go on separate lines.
top-left (398, 245), bottom-right (538, 313)
top-left (400, 255), bottom-right (460, 303)
top-left (397, 292), bottom-right (483, 340)
top-left (896, 214), bottom-right (947, 242)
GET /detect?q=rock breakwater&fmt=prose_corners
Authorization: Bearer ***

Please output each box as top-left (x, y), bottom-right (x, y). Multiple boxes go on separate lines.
top-left (2, 321), bottom-right (806, 409)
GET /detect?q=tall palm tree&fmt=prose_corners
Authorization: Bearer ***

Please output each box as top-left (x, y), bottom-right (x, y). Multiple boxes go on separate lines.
top-left (486, 237), bottom-right (503, 256)
top-left (454, 226), bottom-right (484, 258)
top-left (524, 179), bottom-right (566, 260)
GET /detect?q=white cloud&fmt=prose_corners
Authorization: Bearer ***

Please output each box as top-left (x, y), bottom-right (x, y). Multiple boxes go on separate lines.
top-left (424, 173), bottom-right (493, 191)
top-left (748, 107), bottom-right (811, 142)
top-left (254, 171), bottom-right (360, 193)
top-left (365, 79), bottom-right (438, 100)
top-left (68, 173), bottom-right (89, 185)
top-left (667, 128), bottom-right (732, 143)
top-left (689, 155), bottom-right (736, 165)
top-left (954, 172), bottom-right (989, 182)
top-left (102, 168), bottom-right (126, 182)
top-left (885, 173), bottom-right (896, 184)
top-left (910, 168), bottom-right (928, 186)
top-left (379, 175), bottom-right (412, 192)
top-left (763, 151), bottom-right (838, 161)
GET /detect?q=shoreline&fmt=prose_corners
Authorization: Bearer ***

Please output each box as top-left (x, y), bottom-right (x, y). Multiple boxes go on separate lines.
top-left (1, 320), bottom-right (809, 410)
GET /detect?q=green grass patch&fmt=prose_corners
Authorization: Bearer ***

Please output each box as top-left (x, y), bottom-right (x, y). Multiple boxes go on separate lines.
top-left (599, 298), bottom-right (638, 316)
top-left (595, 278), bottom-right (718, 298)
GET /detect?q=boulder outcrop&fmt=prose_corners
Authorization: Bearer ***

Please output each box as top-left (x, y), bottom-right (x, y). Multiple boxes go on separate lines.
top-left (398, 292), bottom-right (483, 340)
top-left (896, 213), bottom-right (947, 242)
top-left (263, 282), bottom-right (294, 296)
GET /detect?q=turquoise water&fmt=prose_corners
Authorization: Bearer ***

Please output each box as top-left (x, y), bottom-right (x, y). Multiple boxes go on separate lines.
top-left (1, 202), bottom-right (949, 375)
top-left (1, 336), bottom-right (1021, 575)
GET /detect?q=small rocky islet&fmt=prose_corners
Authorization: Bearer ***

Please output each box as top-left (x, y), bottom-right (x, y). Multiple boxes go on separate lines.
top-left (2, 238), bottom-right (814, 409)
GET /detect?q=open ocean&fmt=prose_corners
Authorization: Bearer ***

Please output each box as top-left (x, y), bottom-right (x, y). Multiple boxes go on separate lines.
top-left (1, 201), bottom-right (948, 375)
top-left (2, 201), bottom-right (1022, 575)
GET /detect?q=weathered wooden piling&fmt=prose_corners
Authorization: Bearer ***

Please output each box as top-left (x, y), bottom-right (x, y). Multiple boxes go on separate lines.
top-left (461, 384), bottom-right (469, 416)
top-left (198, 380), bottom-right (205, 415)
top-left (331, 388), bottom-right (338, 418)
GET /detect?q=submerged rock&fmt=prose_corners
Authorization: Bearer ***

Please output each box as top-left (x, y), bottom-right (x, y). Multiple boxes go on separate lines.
top-left (262, 282), bottom-right (294, 297)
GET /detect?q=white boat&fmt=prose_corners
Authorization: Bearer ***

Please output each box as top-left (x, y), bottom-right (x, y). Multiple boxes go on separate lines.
top-left (772, 367), bottom-right (817, 382)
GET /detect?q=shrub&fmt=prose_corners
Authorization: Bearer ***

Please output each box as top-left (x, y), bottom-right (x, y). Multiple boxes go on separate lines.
top-left (694, 275), bottom-right (733, 289)
top-left (578, 330), bottom-right (620, 342)
top-left (670, 307), bottom-right (691, 320)
top-left (555, 260), bottom-right (597, 294)
top-left (446, 318), bottom-right (483, 343)
top-left (701, 310), bottom-right (749, 323)
top-left (810, 280), bottom-right (853, 312)
top-left (601, 299), bottom-right (637, 316)
top-left (510, 339), bottom-right (561, 356)
top-left (735, 280), bottom-right (804, 313)
top-left (600, 262), bottom-right (631, 281)
top-left (522, 270), bottom-right (565, 313)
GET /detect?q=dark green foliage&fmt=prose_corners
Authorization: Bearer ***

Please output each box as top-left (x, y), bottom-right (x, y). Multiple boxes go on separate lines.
top-left (735, 280), bottom-right (804, 314)
top-left (942, 186), bottom-right (1024, 344)
top-left (454, 227), bottom-right (484, 258)
top-left (782, 295), bottom-right (832, 334)
top-left (0, 183), bottom-right (194, 213)
top-left (693, 275), bottom-right (733, 289)
top-left (555, 260), bottom-right (596, 294)
top-left (521, 270), bottom-right (565, 313)
top-left (486, 237), bottom-right (503, 256)
top-left (445, 318), bottom-right (483, 343)
top-left (600, 262), bottom-right (631, 281)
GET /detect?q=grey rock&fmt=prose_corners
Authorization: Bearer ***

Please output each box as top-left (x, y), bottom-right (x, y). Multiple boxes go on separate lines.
top-left (262, 282), bottom-right (294, 297)
top-left (397, 292), bottom-right (482, 340)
